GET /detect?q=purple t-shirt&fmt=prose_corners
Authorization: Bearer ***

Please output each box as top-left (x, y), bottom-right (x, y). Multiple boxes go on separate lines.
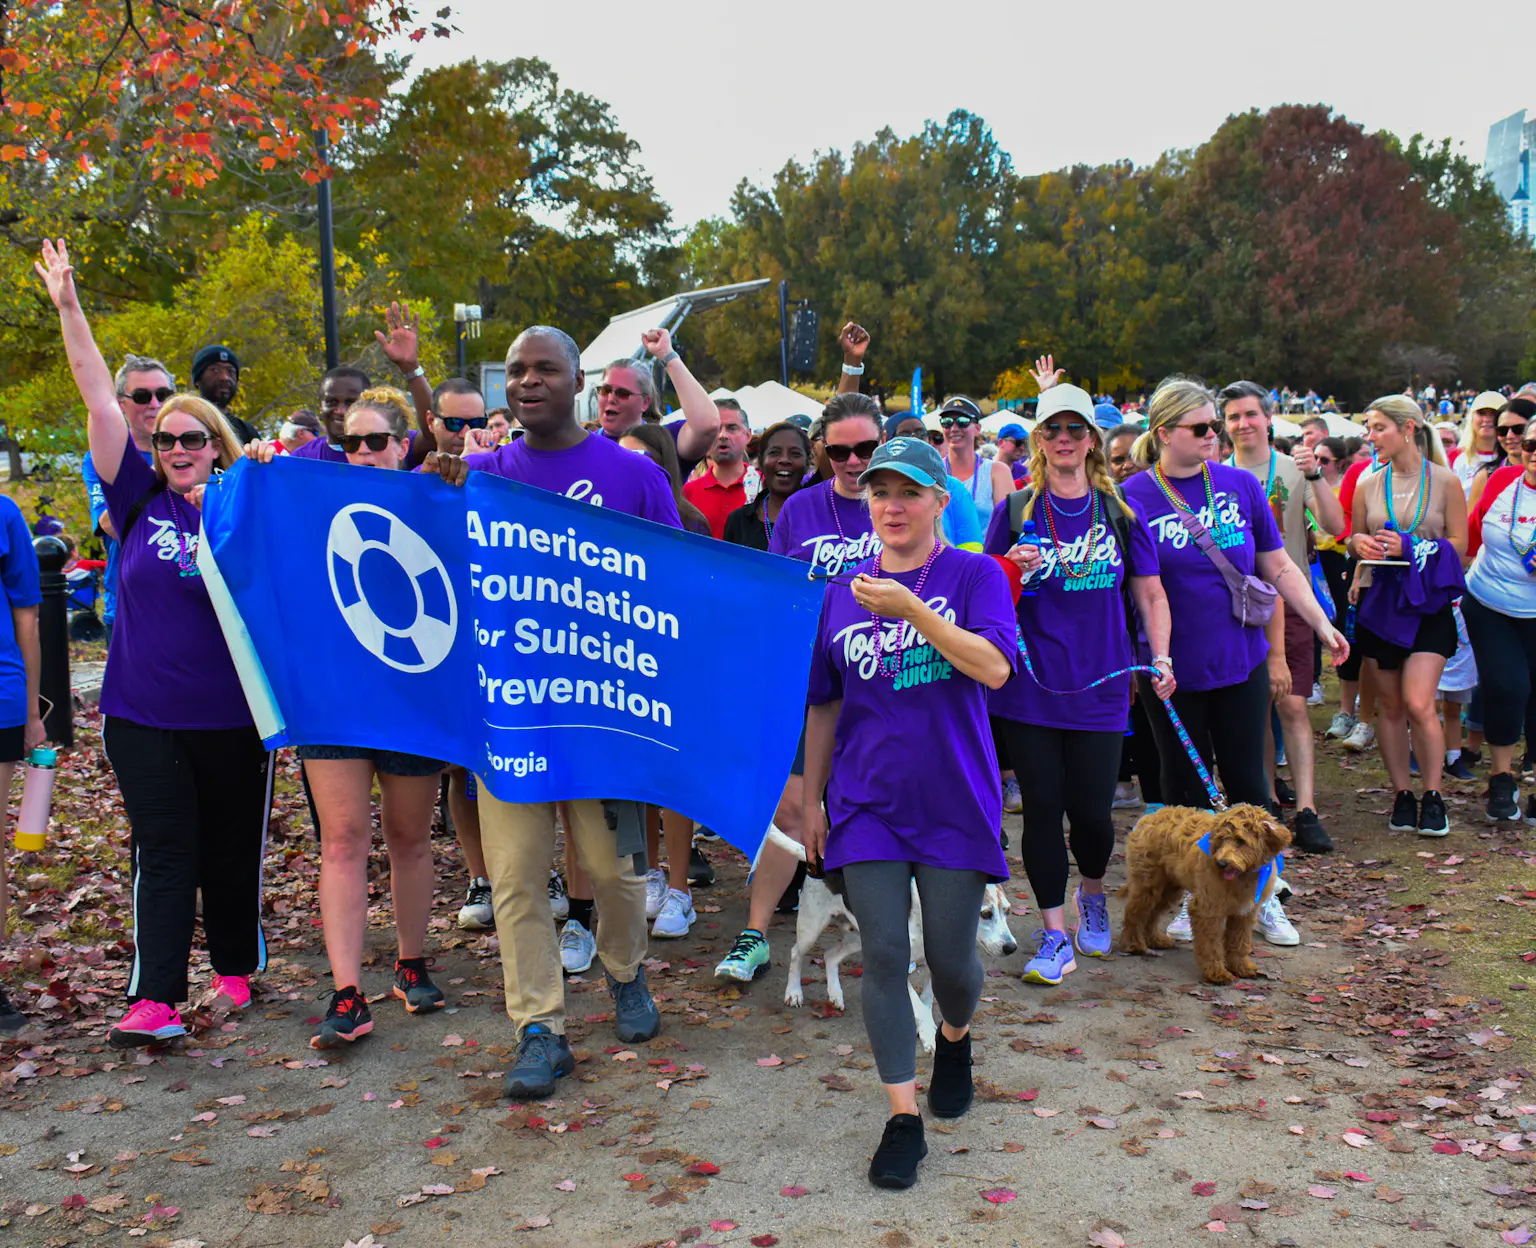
top-left (463, 432), bottom-right (682, 527)
top-left (1121, 463), bottom-right (1284, 692)
top-left (768, 481), bottom-right (882, 574)
top-left (99, 442), bottom-right (251, 730)
top-left (983, 492), bottom-right (1159, 731)
top-left (807, 546), bottom-right (1016, 880)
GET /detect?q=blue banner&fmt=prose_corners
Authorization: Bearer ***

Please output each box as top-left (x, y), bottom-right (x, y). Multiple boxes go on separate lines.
top-left (197, 457), bottom-right (824, 858)
top-left (911, 365), bottom-right (923, 417)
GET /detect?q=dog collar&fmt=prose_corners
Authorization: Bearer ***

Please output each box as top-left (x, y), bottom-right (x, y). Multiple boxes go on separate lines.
top-left (1197, 832), bottom-right (1283, 902)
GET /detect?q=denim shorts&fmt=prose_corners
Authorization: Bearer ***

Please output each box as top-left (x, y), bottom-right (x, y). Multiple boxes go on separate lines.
top-left (297, 744), bottom-right (444, 777)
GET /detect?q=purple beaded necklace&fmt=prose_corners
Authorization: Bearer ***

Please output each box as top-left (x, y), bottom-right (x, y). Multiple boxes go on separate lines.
top-left (869, 540), bottom-right (944, 679)
top-left (165, 491), bottom-right (200, 576)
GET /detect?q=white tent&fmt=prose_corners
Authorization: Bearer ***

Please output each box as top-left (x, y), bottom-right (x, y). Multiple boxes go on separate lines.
top-left (708, 381), bottom-right (822, 431)
top-left (981, 411), bottom-right (1034, 435)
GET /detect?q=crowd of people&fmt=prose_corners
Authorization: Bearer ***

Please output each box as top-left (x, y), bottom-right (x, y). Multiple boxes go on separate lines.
top-left (3, 235), bottom-right (1536, 1191)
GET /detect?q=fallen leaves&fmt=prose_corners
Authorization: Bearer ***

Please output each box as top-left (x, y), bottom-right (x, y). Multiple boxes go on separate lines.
top-left (755, 1054), bottom-right (783, 1068)
top-left (780, 1185), bottom-right (809, 1198)
top-left (979, 1187), bottom-right (1017, 1204)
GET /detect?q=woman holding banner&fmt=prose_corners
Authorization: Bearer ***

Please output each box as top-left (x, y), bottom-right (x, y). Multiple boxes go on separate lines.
top-left (715, 394), bottom-right (884, 984)
top-left (36, 239), bottom-right (274, 1049)
top-left (242, 389), bottom-right (448, 1048)
top-left (803, 435), bottom-right (1016, 1189)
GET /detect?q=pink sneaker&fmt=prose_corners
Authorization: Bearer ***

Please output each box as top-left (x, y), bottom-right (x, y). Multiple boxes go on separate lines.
top-left (210, 975), bottom-right (251, 1010)
top-left (109, 1000), bottom-right (187, 1049)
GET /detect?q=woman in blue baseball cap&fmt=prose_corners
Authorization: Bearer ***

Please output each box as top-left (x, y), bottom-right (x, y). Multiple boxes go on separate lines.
top-left (803, 435), bottom-right (1017, 1189)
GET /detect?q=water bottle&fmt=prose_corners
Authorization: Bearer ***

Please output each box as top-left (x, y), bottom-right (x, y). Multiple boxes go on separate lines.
top-left (13, 747), bottom-right (56, 852)
top-left (1016, 520), bottom-right (1042, 597)
top-left (1344, 604), bottom-right (1356, 643)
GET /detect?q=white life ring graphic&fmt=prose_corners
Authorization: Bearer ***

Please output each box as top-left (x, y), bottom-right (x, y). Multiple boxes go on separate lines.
top-left (326, 504), bottom-right (457, 672)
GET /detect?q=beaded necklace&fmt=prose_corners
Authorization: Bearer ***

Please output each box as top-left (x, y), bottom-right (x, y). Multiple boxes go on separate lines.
top-left (1041, 489), bottom-right (1101, 580)
top-left (1383, 456), bottom-right (1429, 535)
top-left (760, 495), bottom-right (775, 546)
top-left (1508, 471), bottom-right (1536, 572)
top-left (869, 542), bottom-right (944, 679)
top-left (1152, 461), bottom-right (1220, 529)
top-left (165, 491), bottom-right (200, 577)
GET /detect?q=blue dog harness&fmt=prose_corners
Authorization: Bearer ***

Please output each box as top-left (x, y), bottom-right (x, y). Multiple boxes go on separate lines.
top-left (1197, 832), bottom-right (1283, 904)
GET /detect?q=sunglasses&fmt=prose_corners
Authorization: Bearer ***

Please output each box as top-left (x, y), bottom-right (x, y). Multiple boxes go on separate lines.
top-left (825, 439), bottom-right (880, 463)
top-left (596, 384), bottom-right (641, 401)
top-left (151, 430), bottom-right (213, 452)
top-left (1039, 421), bottom-right (1090, 442)
top-left (121, 386), bottom-right (175, 406)
top-left (1315, 455), bottom-right (1335, 465)
top-left (926, 431), bottom-right (945, 445)
top-left (1499, 424), bottom-right (1528, 437)
top-left (440, 416), bottom-right (488, 433)
top-left (1177, 421), bottom-right (1219, 438)
top-left (939, 415), bottom-right (978, 429)
top-left (1523, 439), bottom-right (1536, 454)
top-left (340, 432), bottom-right (397, 453)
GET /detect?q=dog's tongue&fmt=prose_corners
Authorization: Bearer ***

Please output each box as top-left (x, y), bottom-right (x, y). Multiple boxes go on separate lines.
top-left (1222, 867), bottom-right (1240, 881)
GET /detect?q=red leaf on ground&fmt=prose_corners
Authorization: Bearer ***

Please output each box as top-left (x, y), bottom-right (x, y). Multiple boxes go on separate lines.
top-left (687, 1162), bottom-right (720, 1176)
top-left (780, 1185), bottom-right (808, 1197)
top-left (980, 1188), bottom-right (1017, 1204)
top-left (423, 1137), bottom-right (446, 1148)
top-left (1192, 1181), bottom-right (1217, 1197)
top-left (1017, 1087), bottom-right (1039, 1101)
top-left (751, 1237), bottom-right (779, 1247)
top-left (1433, 1141), bottom-right (1463, 1155)
top-left (60, 1194), bottom-right (86, 1210)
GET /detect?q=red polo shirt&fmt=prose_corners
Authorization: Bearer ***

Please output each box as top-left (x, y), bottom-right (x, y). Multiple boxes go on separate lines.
top-left (684, 469), bottom-right (748, 539)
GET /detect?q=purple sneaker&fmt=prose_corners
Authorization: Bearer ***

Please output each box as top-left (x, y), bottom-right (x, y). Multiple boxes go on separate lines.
top-left (1022, 929), bottom-right (1076, 985)
top-left (1073, 886), bottom-right (1112, 957)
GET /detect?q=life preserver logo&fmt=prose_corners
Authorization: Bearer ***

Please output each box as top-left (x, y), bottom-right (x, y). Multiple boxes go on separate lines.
top-left (327, 504), bottom-right (457, 672)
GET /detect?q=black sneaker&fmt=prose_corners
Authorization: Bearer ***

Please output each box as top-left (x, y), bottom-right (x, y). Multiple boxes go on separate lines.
top-left (1445, 754), bottom-right (1477, 782)
top-left (607, 966), bottom-right (661, 1043)
top-left (927, 1030), bottom-right (974, 1119)
top-left (869, 1113), bottom-right (927, 1189)
top-left (1388, 790), bottom-right (1419, 833)
top-left (1418, 790), bottom-right (1449, 838)
top-left (1291, 808), bottom-right (1334, 854)
top-left (1274, 775), bottom-right (1297, 808)
top-left (688, 844), bottom-right (716, 887)
top-left (504, 1023), bottom-right (575, 1100)
top-left (1487, 772), bottom-right (1520, 823)
top-left (0, 983), bottom-right (26, 1037)
top-left (393, 958), bottom-right (445, 1013)
top-left (1463, 746), bottom-right (1484, 768)
top-left (311, 986), bottom-right (373, 1049)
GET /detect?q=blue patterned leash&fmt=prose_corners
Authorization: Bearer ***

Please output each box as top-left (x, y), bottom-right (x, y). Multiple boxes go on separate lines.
top-left (1014, 626), bottom-right (1227, 812)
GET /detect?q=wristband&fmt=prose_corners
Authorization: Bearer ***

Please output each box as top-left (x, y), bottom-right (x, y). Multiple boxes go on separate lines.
top-left (1153, 654), bottom-right (1173, 667)
top-left (401, 365), bottom-right (425, 381)
top-left (659, 350), bottom-right (679, 368)
top-left (1304, 471), bottom-right (1322, 481)
top-left (841, 362), bottom-right (865, 375)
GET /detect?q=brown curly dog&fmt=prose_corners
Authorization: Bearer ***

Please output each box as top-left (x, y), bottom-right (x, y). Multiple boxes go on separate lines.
top-left (1117, 804), bottom-right (1291, 985)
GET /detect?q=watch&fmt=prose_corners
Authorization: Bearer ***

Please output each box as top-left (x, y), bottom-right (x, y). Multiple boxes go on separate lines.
top-left (841, 362), bottom-right (865, 375)
top-left (1153, 654), bottom-right (1174, 668)
top-left (1304, 471), bottom-right (1322, 481)
top-left (401, 365), bottom-right (426, 381)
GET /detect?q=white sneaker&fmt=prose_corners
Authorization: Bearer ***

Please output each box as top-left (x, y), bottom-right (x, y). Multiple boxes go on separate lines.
top-left (1342, 721), bottom-right (1376, 753)
top-left (644, 868), bottom-right (667, 920)
top-left (1166, 897), bottom-right (1192, 942)
top-left (1255, 895), bottom-right (1300, 946)
top-left (457, 877), bottom-right (494, 930)
top-left (1307, 683), bottom-right (1326, 707)
top-left (1327, 711), bottom-right (1357, 739)
top-left (1002, 776), bottom-right (1023, 814)
top-left (558, 919), bottom-right (596, 974)
top-left (651, 888), bottom-right (696, 939)
top-left (547, 870), bottom-right (569, 922)
top-left (1112, 782), bottom-right (1143, 810)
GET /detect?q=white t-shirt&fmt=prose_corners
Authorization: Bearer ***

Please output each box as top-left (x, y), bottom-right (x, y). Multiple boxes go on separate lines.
top-left (1468, 473), bottom-right (1536, 618)
top-left (1455, 450), bottom-right (1498, 499)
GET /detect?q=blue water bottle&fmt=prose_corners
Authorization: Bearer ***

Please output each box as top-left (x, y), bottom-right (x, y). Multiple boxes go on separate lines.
top-left (1016, 520), bottom-right (1042, 597)
top-left (1343, 604), bottom-right (1356, 643)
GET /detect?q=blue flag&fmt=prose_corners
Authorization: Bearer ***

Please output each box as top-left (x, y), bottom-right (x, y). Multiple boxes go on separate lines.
top-left (197, 458), bottom-right (824, 859)
top-left (911, 365), bottom-right (923, 417)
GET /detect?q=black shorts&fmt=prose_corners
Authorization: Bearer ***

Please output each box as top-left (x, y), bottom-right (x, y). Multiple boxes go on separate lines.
top-left (0, 724), bottom-right (23, 764)
top-left (1356, 604), bottom-right (1458, 672)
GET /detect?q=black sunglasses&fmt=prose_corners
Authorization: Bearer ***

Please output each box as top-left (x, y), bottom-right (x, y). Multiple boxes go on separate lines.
top-left (1499, 423), bottom-right (1528, 437)
top-left (151, 430), bottom-right (213, 452)
top-left (1177, 421), bottom-right (1219, 438)
top-left (1315, 454), bottom-right (1335, 465)
top-left (825, 439), bottom-right (880, 463)
top-left (121, 386), bottom-right (175, 406)
top-left (596, 384), bottom-right (641, 401)
top-left (1039, 421), bottom-right (1090, 442)
top-left (440, 416), bottom-right (488, 433)
top-left (926, 431), bottom-right (945, 445)
top-left (1523, 439), bottom-right (1536, 454)
top-left (340, 432), bottom-right (397, 453)
top-left (939, 415), bottom-right (977, 429)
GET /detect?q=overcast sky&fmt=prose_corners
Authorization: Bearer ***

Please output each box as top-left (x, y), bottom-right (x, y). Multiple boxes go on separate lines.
top-left (403, 0), bottom-right (1530, 229)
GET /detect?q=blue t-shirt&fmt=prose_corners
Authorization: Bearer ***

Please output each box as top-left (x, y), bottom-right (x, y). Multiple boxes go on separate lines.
top-left (0, 495), bottom-right (41, 728)
top-left (83, 446), bottom-right (153, 624)
top-left (942, 475), bottom-right (984, 551)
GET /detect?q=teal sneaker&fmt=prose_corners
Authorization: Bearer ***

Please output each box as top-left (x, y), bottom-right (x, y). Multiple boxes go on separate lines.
top-left (714, 929), bottom-right (770, 982)
top-left (1022, 929), bottom-right (1076, 985)
top-left (1073, 886), bottom-right (1112, 958)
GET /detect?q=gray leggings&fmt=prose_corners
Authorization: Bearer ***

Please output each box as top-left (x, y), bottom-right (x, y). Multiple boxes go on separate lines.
top-left (841, 860), bottom-right (988, 1085)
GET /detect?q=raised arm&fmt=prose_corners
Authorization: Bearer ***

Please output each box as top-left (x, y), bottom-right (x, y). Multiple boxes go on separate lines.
top-left (1292, 441), bottom-right (1344, 535)
top-left (34, 240), bottom-right (129, 485)
top-left (375, 301), bottom-right (437, 468)
top-left (642, 327), bottom-right (717, 461)
top-left (835, 322), bottom-right (869, 395)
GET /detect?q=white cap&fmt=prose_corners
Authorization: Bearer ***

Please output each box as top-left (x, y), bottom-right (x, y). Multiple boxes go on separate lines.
top-left (1035, 384), bottom-right (1098, 436)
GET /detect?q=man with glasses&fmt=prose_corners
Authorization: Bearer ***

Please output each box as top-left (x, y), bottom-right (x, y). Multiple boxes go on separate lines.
top-left (1220, 381), bottom-right (1344, 860)
top-left (683, 399), bottom-right (752, 539)
top-left (426, 378), bottom-right (489, 457)
top-left (596, 328), bottom-right (718, 479)
top-left (82, 354), bottom-right (169, 645)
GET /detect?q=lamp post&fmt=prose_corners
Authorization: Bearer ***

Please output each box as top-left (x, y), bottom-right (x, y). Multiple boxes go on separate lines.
top-left (315, 129), bottom-right (340, 370)
top-left (454, 303), bottom-right (482, 379)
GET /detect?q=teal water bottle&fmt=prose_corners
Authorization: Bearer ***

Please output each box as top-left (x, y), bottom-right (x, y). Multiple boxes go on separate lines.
top-left (1016, 520), bottom-right (1042, 597)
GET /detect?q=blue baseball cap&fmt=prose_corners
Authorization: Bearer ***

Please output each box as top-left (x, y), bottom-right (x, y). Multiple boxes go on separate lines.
top-left (1093, 403), bottom-right (1122, 430)
top-left (996, 422), bottom-right (1028, 442)
top-left (857, 436), bottom-right (948, 488)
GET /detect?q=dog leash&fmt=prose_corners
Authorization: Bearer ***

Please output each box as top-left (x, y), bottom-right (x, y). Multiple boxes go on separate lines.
top-left (1014, 627), bottom-right (1227, 812)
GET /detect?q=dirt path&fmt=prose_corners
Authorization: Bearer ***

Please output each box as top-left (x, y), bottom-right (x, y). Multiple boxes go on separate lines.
top-left (3, 700), bottom-right (1536, 1248)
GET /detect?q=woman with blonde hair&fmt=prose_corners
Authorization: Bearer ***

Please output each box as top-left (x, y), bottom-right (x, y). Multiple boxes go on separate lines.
top-left (983, 384), bottom-right (1173, 985)
top-left (1456, 392), bottom-right (1507, 496)
top-left (1348, 394), bottom-right (1466, 836)
top-left (244, 387), bottom-right (448, 1048)
top-left (37, 239), bottom-right (274, 1048)
top-left (1121, 376), bottom-right (1347, 813)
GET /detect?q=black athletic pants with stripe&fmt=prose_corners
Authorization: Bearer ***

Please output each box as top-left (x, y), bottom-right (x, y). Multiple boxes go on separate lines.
top-left (104, 716), bottom-right (274, 1006)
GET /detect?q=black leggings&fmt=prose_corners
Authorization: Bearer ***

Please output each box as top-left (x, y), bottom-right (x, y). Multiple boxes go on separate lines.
top-left (1000, 720), bottom-right (1121, 910)
top-left (1136, 660), bottom-right (1271, 809)
top-left (104, 716), bottom-right (274, 1005)
top-left (1118, 695), bottom-right (1164, 804)
top-left (841, 860), bottom-right (987, 1085)
top-left (1461, 593), bottom-right (1536, 750)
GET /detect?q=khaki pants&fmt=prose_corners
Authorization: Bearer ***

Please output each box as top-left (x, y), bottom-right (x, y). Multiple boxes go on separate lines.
top-left (475, 792), bottom-right (647, 1037)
